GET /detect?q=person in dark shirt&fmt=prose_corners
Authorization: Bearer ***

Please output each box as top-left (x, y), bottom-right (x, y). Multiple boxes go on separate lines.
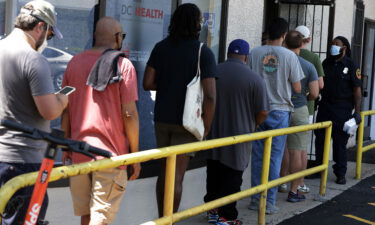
top-left (143, 3), bottom-right (217, 216)
top-left (204, 39), bottom-right (268, 225)
top-left (309, 36), bottom-right (362, 184)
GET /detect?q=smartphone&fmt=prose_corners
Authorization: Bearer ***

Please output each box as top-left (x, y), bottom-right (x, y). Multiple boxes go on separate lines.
top-left (56, 86), bottom-right (76, 96)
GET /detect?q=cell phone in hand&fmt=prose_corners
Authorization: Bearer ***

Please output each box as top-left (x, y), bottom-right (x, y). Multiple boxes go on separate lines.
top-left (56, 86), bottom-right (76, 96)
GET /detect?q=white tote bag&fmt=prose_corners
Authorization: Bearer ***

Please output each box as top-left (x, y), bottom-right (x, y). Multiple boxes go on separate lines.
top-left (183, 43), bottom-right (204, 141)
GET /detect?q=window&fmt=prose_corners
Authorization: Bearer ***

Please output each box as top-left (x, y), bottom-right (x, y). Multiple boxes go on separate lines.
top-left (18, 0), bottom-right (98, 55)
top-left (181, 0), bottom-right (223, 61)
top-left (0, 0), bottom-right (5, 36)
top-left (106, 0), bottom-right (173, 67)
top-left (106, 0), bottom-right (174, 150)
top-left (17, 0), bottom-right (98, 89)
top-left (42, 47), bottom-right (64, 58)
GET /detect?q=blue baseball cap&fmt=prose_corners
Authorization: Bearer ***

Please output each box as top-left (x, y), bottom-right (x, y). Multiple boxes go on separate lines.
top-left (228, 39), bottom-right (250, 55)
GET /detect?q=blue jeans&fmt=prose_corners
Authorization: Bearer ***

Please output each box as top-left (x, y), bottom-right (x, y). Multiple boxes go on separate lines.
top-left (0, 162), bottom-right (48, 225)
top-left (251, 110), bottom-right (290, 206)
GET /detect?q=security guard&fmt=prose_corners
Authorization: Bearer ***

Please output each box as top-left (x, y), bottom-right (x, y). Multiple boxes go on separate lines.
top-left (312, 36), bottom-right (362, 184)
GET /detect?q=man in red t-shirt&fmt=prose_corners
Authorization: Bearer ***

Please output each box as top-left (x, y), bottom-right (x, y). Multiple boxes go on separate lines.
top-left (61, 17), bottom-right (140, 225)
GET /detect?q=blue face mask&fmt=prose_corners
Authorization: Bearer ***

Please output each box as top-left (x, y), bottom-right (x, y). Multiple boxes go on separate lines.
top-left (330, 45), bottom-right (341, 56)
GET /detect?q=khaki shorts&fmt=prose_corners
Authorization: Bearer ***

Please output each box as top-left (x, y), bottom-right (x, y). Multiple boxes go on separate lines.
top-left (287, 106), bottom-right (310, 151)
top-left (69, 168), bottom-right (127, 224)
top-left (155, 122), bottom-right (198, 157)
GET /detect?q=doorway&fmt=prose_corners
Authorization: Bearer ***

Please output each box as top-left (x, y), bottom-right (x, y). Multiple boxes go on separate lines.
top-left (362, 20), bottom-right (375, 140)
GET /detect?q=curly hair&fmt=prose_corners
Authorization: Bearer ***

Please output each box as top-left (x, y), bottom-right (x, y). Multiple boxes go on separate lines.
top-left (168, 3), bottom-right (201, 40)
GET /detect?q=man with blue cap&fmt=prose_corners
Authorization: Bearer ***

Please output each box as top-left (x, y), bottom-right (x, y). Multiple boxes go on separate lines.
top-left (0, 1), bottom-right (67, 224)
top-left (204, 39), bottom-right (269, 225)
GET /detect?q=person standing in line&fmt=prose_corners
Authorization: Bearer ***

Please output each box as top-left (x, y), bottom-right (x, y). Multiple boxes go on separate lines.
top-left (295, 25), bottom-right (325, 93)
top-left (309, 36), bottom-right (362, 185)
top-left (280, 31), bottom-right (319, 202)
top-left (285, 25), bottom-right (325, 193)
top-left (143, 3), bottom-right (217, 216)
top-left (61, 17), bottom-right (140, 225)
top-left (204, 39), bottom-right (268, 225)
top-left (248, 17), bottom-right (304, 214)
top-left (0, 1), bottom-right (68, 224)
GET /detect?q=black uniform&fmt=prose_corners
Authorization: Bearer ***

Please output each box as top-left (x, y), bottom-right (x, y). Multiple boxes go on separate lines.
top-left (315, 56), bottom-right (362, 178)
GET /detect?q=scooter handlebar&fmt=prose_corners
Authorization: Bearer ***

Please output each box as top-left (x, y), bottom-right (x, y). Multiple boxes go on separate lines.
top-left (86, 144), bottom-right (113, 158)
top-left (0, 119), bottom-right (35, 134)
top-left (1, 119), bottom-right (112, 158)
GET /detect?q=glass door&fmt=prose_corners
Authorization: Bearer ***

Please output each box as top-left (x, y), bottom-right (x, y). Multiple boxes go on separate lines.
top-left (362, 21), bottom-right (375, 140)
top-left (0, 0), bottom-right (5, 37)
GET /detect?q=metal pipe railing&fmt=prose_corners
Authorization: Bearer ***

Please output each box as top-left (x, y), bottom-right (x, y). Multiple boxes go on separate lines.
top-left (356, 110), bottom-right (375, 179)
top-left (0, 121), bottom-right (332, 225)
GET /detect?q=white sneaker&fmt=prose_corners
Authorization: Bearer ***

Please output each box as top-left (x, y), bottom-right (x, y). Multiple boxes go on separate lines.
top-left (297, 184), bottom-right (310, 193)
top-left (278, 183), bottom-right (288, 193)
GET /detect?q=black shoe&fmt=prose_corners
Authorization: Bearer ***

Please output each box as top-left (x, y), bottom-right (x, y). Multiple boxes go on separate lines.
top-left (305, 173), bottom-right (321, 179)
top-left (287, 191), bottom-right (306, 203)
top-left (335, 176), bottom-right (346, 185)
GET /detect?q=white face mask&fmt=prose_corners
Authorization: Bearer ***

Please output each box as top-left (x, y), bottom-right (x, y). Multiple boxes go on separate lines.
top-left (37, 24), bottom-right (49, 54)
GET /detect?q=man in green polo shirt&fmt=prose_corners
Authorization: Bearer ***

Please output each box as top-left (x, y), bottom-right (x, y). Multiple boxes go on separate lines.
top-left (296, 25), bottom-right (325, 116)
top-left (295, 25), bottom-right (324, 192)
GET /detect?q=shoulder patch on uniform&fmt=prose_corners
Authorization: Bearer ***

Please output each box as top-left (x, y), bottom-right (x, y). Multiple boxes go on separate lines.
top-left (356, 69), bottom-right (362, 79)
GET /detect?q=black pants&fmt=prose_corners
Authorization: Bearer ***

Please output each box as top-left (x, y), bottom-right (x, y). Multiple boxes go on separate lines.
top-left (0, 162), bottom-right (48, 225)
top-left (314, 102), bottom-right (351, 177)
top-left (204, 160), bottom-right (243, 220)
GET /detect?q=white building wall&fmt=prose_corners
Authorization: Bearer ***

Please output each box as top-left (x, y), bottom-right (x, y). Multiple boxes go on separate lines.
top-left (333, 0), bottom-right (355, 40)
top-left (226, 0), bottom-right (264, 53)
top-left (364, 0), bottom-right (375, 21)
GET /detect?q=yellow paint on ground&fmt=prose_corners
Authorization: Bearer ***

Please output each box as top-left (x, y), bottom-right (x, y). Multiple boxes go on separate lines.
top-left (343, 214), bottom-right (375, 225)
top-left (368, 203), bottom-right (375, 207)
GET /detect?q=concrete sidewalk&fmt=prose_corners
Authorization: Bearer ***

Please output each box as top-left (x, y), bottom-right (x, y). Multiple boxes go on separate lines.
top-left (45, 161), bottom-right (375, 225)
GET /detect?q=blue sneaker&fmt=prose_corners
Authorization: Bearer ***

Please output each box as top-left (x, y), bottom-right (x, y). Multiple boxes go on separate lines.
top-left (248, 199), bottom-right (259, 211)
top-left (207, 209), bottom-right (219, 224)
top-left (266, 203), bottom-right (279, 214)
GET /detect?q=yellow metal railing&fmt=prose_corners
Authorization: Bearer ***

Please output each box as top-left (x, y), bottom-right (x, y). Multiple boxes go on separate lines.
top-left (356, 110), bottom-right (375, 179)
top-left (0, 122), bottom-right (332, 225)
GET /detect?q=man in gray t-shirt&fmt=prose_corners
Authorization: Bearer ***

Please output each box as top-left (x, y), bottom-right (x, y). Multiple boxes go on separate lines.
top-left (248, 18), bottom-right (304, 213)
top-left (249, 44), bottom-right (304, 112)
top-left (0, 1), bottom-right (67, 223)
top-left (204, 39), bottom-right (268, 224)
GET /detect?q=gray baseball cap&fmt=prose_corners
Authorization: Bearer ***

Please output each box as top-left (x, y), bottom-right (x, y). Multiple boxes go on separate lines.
top-left (20, 0), bottom-right (63, 39)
